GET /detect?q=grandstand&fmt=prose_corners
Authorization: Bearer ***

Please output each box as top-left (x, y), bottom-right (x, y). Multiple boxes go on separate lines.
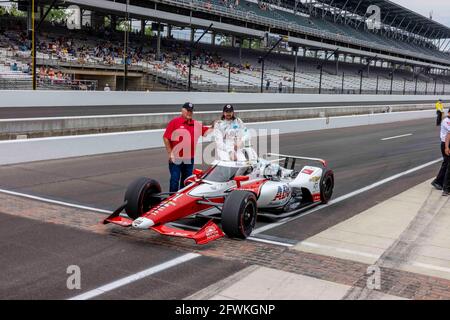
top-left (0, 0), bottom-right (449, 93)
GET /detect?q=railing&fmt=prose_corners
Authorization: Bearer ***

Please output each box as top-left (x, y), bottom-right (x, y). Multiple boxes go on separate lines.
top-left (0, 77), bottom-right (98, 91)
top-left (2, 44), bottom-right (447, 94)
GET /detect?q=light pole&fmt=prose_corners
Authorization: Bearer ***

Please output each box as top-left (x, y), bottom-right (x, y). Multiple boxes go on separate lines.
top-left (318, 49), bottom-right (339, 94)
top-left (188, 23), bottom-right (213, 92)
top-left (376, 75), bottom-right (379, 94)
top-left (414, 75), bottom-right (418, 95)
top-left (358, 55), bottom-right (377, 95)
top-left (292, 45), bottom-right (298, 94)
top-left (358, 69), bottom-right (363, 94)
top-left (123, 0), bottom-right (130, 91)
top-left (259, 36), bottom-right (285, 93)
top-left (390, 71), bottom-right (394, 95)
top-left (228, 63), bottom-right (231, 93)
top-left (31, 0), bottom-right (36, 90)
top-left (31, 0), bottom-right (58, 90)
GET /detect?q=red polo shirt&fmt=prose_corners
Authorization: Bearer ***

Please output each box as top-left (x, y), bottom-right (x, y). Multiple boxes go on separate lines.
top-left (163, 116), bottom-right (209, 159)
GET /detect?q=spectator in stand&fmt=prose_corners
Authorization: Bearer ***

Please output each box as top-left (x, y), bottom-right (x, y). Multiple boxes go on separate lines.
top-left (10, 62), bottom-right (18, 71)
top-left (278, 81), bottom-right (283, 93)
top-left (48, 68), bottom-right (55, 79)
top-left (266, 79), bottom-right (271, 91)
top-left (39, 66), bottom-right (46, 79)
top-left (104, 83), bottom-right (111, 91)
top-left (24, 63), bottom-right (31, 74)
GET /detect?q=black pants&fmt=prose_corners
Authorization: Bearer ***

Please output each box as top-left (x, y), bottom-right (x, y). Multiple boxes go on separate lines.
top-left (437, 111), bottom-right (443, 126)
top-left (435, 142), bottom-right (450, 190)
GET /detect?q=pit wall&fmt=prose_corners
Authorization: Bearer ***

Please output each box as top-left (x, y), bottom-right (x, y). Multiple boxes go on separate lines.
top-left (0, 109), bottom-right (434, 165)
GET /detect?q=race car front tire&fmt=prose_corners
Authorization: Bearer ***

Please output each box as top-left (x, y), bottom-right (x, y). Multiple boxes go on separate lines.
top-left (221, 190), bottom-right (257, 239)
top-left (320, 169), bottom-right (334, 204)
top-left (124, 177), bottom-right (162, 220)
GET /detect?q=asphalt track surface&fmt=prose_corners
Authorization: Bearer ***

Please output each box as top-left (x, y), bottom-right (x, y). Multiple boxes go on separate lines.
top-left (0, 99), bottom-right (439, 119)
top-left (0, 118), bottom-right (442, 299)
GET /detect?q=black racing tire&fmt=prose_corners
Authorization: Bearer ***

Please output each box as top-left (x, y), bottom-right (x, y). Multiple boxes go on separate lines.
top-left (221, 190), bottom-right (257, 239)
top-left (320, 169), bottom-right (334, 204)
top-left (124, 177), bottom-right (161, 220)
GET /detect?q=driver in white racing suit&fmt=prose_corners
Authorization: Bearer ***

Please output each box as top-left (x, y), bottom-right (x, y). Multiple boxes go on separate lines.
top-left (213, 105), bottom-right (293, 179)
top-left (214, 104), bottom-right (251, 161)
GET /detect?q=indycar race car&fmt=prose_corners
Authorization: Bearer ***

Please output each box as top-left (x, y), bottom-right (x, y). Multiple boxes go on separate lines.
top-left (103, 148), bottom-right (334, 244)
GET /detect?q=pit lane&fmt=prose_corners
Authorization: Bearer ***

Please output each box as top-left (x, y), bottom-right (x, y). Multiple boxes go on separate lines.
top-left (0, 118), bottom-right (442, 299)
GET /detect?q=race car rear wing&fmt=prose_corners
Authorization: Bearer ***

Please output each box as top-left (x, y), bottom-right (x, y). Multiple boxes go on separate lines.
top-left (264, 153), bottom-right (328, 169)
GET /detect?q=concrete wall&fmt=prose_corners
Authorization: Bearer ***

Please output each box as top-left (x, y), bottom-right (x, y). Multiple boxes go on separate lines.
top-left (0, 110), bottom-right (434, 166)
top-left (1, 91), bottom-right (449, 108)
top-left (0, 103), bottom-right (433, 139)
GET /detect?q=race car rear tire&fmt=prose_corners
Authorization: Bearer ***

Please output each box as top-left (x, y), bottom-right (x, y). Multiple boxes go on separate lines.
top-left (221, 190), bottom-right (257, 239)
top-left (320, 169), bottom-right (334, 204)
top-left (124, 177), bottom-right (161, 220)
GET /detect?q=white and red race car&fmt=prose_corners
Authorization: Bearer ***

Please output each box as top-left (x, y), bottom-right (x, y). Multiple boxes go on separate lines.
top-left (103, 149), bottom-right (334, 244)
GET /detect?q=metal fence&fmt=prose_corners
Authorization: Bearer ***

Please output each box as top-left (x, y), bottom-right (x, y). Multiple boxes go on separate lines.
top-left (0, 78), bottom-right (98, 90)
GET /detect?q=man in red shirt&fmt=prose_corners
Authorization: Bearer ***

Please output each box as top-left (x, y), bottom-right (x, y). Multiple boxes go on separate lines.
top-left (163, 102), bottom-right (210, 192)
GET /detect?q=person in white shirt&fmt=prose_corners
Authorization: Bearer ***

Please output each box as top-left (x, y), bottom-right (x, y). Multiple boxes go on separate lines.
top-left (104, 83), bottom-right (111, 91)
top-left (214, 104), bottom-right (250, 161)
top-left (432, 108), bottom-right (450, 195)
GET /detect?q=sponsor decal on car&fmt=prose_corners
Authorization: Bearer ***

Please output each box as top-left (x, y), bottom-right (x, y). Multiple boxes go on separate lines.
top-left (301, 168), bottom-right (315, 175)
top-left (205, 226), bottom-right (220, 239)
top-left (272, 185), bottom-right (290, 201)
top-left (312, 193), bottom-right (321, 202)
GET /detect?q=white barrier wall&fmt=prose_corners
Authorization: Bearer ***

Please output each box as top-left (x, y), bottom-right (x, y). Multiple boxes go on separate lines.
top-left (0, 91), bottom-right (449, 108)
top-left (0, 110), bottom-right (434, 165)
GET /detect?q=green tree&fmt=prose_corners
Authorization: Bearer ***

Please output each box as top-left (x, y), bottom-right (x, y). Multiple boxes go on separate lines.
top-left (45, 8), bottom-right (70, 23)
top-left (8, 3), bottom-right (26, 17)
top-left (144, 25), bottom-right (152, 36)
top-left (0, 6), bottom-right (7, 16)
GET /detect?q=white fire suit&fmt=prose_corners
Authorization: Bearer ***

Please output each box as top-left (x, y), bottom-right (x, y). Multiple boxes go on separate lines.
top-left (214, 117), bottom-right (251, 161)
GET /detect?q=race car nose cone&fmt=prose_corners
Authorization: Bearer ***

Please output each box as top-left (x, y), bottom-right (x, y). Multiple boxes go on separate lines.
top-left (132, 217), bottom-right (155, 229)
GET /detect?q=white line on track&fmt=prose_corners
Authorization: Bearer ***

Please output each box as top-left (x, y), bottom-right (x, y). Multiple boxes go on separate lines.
top-left (247, 237), bottom-right (294, 247)
top-left (252, 158), bottom-right (442, 235)
top-left (411, 261), bottom-right (450, 274)
top-left (299, 241), bottom-right (379, 259)
top-left (0, 188), bottom-right (112, 214)
top-left (381, 133), bottom-right (413, 141)
top-left (297, 241), bottom-right (450, 275)
top-left (68, 253), bottom-right (200, 300)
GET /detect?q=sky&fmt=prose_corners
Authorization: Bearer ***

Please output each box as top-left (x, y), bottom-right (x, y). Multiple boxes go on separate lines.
top-left (390, 0), bottom-right (450, 27)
